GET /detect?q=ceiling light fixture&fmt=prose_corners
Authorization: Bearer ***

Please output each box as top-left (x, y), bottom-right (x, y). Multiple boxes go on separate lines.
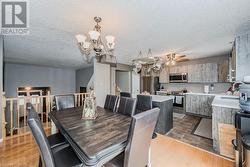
top-left (75, 17), bottom-right (116, 64)
top-left (132, 49), bottom-right (165, 74)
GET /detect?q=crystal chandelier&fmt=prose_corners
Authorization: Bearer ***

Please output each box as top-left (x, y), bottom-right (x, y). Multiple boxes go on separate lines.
top-left (132, 49), bottom-right (165, 74)
top-left (75, 17), bottom-right (116, 63)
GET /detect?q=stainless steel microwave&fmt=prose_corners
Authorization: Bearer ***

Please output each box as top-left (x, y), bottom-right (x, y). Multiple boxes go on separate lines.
top-left (169, 73), bottom-right (188, 83)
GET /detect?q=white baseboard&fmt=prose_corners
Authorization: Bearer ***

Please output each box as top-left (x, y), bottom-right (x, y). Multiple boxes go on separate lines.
top-left (0, 138), bottom-right (3, 143)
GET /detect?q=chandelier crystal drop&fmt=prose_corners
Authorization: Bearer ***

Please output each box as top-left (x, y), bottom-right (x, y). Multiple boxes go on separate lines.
top-left (75, 17), bottom-right (116, 63)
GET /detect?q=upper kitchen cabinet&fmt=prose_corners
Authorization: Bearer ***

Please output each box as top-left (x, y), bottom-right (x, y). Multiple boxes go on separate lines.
top-left (218, 59), bottom-right (229, 82)
top-left (158, 55), bottom-right (230, 83)
top-left (188, 63), bottom-right (218, 83)
top-left (230, 42), bottom-right (236, 82)
top-left (169, 65), bottom-right (188, 74)
top-left (187, 64), bottom-right (200, 82)
top-left (235, 32), bottom-right (250, 81)
top-left (159, 66), bottom-right (169, 83)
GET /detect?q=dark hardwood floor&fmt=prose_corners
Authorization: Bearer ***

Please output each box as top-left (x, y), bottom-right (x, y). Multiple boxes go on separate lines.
top-left (166, 113), bottom-right (214, 153)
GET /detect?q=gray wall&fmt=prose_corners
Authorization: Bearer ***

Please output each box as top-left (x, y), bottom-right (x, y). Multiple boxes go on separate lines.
top-left (236, 32), bottom-right (250, 81)
top-left (0, 37), bottom-right (3, 140)
top-left (4, 63), bottom-right (76, 97)
top-left (75, 67), bottom-right (94, 92)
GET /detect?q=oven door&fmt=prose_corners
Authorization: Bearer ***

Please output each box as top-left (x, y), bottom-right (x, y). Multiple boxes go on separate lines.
top-left (173, 95), bottom-right (184, 107)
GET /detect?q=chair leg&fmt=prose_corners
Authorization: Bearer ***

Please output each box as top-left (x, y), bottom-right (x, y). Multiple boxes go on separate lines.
top-left (38, 156), bottom-right (42, 167)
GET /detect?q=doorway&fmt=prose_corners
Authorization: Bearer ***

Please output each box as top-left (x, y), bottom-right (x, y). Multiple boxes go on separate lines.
top-left (115, 70), bottom-right (130, 95)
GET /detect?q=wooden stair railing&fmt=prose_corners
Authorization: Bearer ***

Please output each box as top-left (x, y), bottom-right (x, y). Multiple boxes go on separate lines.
top-left (2, 93), bottom-right (89, 140)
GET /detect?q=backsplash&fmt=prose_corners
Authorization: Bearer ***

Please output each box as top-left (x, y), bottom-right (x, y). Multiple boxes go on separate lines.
top-left (160, 83), bottom-right (231, 93)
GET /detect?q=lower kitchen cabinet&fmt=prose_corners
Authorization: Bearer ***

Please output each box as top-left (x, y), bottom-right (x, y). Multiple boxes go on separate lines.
top-left (212, 106), bottom-right (240, 158)
top-left (185, 94), bottom-right (215, 117)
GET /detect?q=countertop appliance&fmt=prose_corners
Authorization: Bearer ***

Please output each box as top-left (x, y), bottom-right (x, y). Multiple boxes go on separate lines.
top-left (204, 85), bottom-right (210, 94)
top-left (169, 73), bottom-right (188, 83)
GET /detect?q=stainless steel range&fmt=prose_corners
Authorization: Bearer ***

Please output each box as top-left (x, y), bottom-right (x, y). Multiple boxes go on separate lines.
top-left (156, 90), bottom-right (185, 108)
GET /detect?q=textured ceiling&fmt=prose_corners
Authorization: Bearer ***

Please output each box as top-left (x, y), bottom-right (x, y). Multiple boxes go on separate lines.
top-left (3, 0), bottom-right (250, 68)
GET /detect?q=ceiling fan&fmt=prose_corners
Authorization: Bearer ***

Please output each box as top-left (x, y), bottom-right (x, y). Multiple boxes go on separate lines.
top-left (164, 53), bottom-right (189, 66)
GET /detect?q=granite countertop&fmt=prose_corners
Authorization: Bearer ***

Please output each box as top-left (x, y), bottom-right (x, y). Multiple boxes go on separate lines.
top-left (185, 92), bottom-right (240, 109)
top-left (184, 92), bottom-right (226, 96)
top-left (151, 95), bottom-right (174, 102)
top-left (211, 95), bottom-right (240, 110)
top-left (156, 91), bottom-right (240, 109)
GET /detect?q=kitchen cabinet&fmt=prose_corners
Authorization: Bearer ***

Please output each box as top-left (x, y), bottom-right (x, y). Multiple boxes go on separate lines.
top-left (204, 63), bottom-right (218, 82)
top-left (212, 106), bottom-right (240, 158)
top-left (230, 44), bottom-right (236, 82)
top-left (188, 63), bottom-right (218, 83)
top-left (228, 33), bottom-right (250, 82)
top-left (235, 33), bottom-right (250, 81)
top-left (188, 64), bottom-right (201, 82)
top-left (218, 59), bottom-right (229, 82)
top-left (169, 65), bottom-right (187, 74)
top-left (185, 94), bottom-right (215, 117)
top-left (159, 60), bottom-right (228, 83)
top-left (159, 67), bottom-right (169, 83)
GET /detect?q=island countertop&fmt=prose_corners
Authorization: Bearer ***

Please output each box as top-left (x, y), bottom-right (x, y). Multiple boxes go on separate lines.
top-left (211, 95), bottom-right (240, 110)
top-left (151, 95), bottom-right (174, 102)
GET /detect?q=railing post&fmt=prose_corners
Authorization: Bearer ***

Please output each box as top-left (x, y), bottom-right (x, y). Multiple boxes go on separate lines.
top-left (17, 97), bottom-right (20, 134)
top-left (2, 93), bottom-right (6, 140)
top-left (10, 99), bottom-right (13, 136)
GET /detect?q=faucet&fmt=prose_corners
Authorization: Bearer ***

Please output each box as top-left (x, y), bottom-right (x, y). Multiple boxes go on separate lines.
top-left (232, 81), bottom-right (244, 92)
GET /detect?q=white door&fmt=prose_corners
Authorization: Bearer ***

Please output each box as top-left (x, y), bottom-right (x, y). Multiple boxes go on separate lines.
top-left (132, 72), bottom-right (140, 98)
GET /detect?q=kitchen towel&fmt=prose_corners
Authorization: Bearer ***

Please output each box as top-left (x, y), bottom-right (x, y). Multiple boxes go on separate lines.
top-left (175, 96), bottom-right (183, 104)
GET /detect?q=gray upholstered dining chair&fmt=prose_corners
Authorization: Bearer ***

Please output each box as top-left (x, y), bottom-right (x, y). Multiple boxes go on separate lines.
top-left (104, 94), bottom-right (119, 112)
top-left (53, 94), bottom-right (75, 148)
top-left (136, 95), bottom-right (152, 114)
top-left (27, 103), bottom-right (83, 167)
top-left (54, 94), bottom-right (75, 111)
top-left (105, 108), bottom-right (160, 167)
top-left (117, 97), bottom-right (137, 117)
top-left (135, 94), bottom-right (158, 139)
top-left (120, 92), bottom-right (131, 98)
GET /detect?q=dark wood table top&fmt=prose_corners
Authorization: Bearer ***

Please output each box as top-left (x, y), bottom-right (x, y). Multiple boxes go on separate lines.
top-left (49, 106), bottom-right (131, 166)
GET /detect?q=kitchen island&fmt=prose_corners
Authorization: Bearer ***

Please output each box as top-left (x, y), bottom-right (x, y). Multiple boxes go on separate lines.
top-left (151, 95), bottom-right (174, 134)
top-left (212, 95), bottom-right (241, 158)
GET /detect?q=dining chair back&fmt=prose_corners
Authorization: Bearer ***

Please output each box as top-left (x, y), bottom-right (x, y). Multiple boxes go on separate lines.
top-left (124, 108), bottom-right (160, 167)
top-left (120, 92), bottom-right (131, 98)
top-left (136, 95), bottom-right (152, 113)
top-left (104, 94), bottom-right (119, 112)
top-left (54, 94), bottom-right (75, 111)
top-left (104, 94), bottom-right (111, 109)
top-left (27, 103), bottom-right (56, 167)
top-left (28, 103), bottom-right (83, 167)
top-left (117, 97), bottom-right (137, 116)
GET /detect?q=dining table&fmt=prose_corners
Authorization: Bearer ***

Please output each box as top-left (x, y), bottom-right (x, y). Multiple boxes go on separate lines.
top-left (49, 106), bottom-right (132, 167)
